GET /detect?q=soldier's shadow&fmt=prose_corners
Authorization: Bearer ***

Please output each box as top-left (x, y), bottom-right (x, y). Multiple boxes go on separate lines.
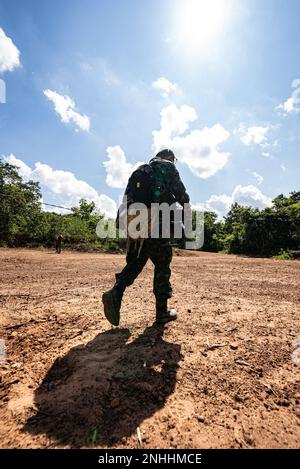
top-left (24, 325), bottom-right (182, 447)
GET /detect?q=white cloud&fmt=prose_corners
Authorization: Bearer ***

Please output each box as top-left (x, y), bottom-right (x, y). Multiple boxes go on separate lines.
top-left (238, 124), bottom-right (279, 158)
top-left (152, 77), bottom-right (177, 98)
top-left (276, 79), bottom-right (300, 114)
top-left (232, 184), bottom-right (272, 209)
top-left (152, 104), bottom-right (230, 178)
top-left (103, 145), bottom-right (143, 189)
top-left (279, 97), bottom-right (295, 113)
top-left (252, 172), bottom-right (263, 185)
top-left (281, 163), bottom-right (286, 172)
top-left (239, 125), bottom-right (270, 146)
top-left (43, 89), bottom-right (90, 132)
top-left (201, 184), bottom-right (272, 219)
top-left (3, 154), bottom-right (117, 218)
top-left (0, 27), bottom-right (21, 73)
top-left (4, 153), bottom-right (32, 179)
top-left (205, 194), bottom-right (232, 217)
top-left (154, 104), bottom-right (197, 140)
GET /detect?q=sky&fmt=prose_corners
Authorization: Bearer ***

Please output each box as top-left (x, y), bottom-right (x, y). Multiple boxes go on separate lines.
top-left (0, 0), bottom-right (299, 218)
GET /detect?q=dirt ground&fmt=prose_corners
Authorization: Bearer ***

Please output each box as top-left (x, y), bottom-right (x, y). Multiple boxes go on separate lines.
top-left (0, 248), bottom-right (299, 449)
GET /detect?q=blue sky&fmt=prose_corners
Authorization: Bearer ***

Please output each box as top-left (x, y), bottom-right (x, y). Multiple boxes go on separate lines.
top-left (0, 0), bottom-right (299, 218)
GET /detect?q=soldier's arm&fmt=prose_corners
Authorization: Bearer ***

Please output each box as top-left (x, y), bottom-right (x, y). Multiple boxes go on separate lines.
top-left (170, 166), bottom-right (190, 207)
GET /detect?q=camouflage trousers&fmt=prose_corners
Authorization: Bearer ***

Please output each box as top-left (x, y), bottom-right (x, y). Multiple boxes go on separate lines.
top-left (115, 239), bottom-right (173, 301)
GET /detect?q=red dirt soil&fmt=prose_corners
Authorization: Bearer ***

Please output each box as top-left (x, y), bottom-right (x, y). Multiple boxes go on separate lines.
top-left (0, 248), bottom-right (299, 449)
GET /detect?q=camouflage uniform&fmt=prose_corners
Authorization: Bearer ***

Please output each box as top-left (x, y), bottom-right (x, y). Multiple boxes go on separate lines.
top-left (149, 157), bottom-right (190, 207)
top-left (116, 238), bottom-right (173, 301)
top-left (115, 156), bottom-right (190, 302)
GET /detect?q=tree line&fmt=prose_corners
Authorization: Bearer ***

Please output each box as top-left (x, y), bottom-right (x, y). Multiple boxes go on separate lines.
top-left (0, 158), bottom-right (299, 257)
top-left (0, 158), bottom-right (122, 252)
top-left (202, 193), bottom-right (300, 258)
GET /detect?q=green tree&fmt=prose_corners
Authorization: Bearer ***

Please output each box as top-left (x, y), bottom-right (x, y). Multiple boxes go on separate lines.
top-left (0, 158), bottom-right (42, 246)
top-left (202, 211), bottom-right (224, 252)
top-left (71, 199), bottom-right (96, 220)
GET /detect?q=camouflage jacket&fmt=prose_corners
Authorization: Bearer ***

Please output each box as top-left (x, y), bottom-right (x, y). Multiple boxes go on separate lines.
top-left (148, 156), bottom-right (190, 207)
top-left (116, 156), bottom-right (190, 229)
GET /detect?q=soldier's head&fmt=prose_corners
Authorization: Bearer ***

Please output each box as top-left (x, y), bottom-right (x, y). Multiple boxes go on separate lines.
top-left (155, 149), bottom-right (176, 163)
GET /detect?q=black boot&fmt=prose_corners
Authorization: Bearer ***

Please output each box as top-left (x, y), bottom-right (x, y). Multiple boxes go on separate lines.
top-left (102, 282), bottom-right (125, 326)
top-left (155, 298), bottom-right (177, 324)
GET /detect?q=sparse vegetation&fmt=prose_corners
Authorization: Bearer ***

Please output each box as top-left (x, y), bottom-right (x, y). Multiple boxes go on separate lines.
top-left (273, 249), bottom-right (292, 260)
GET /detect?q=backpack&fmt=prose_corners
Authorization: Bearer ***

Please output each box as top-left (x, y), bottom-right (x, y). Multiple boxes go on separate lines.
top-left (124, 161), bottom-right (182, 246)
top-left (127, 164), bottom-right (155, 207)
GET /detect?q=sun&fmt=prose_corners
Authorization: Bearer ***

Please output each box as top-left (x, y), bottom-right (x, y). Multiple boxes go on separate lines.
top-left (174, 0), bottom-right (230, 57)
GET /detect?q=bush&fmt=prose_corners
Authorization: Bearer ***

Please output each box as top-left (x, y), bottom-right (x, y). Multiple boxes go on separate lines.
top-left (272, 249), bottom-right (292, 260)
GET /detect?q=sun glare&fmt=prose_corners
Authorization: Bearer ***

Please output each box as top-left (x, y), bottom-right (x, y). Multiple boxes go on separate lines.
top-left (174, 0), bottom-right (230, 57)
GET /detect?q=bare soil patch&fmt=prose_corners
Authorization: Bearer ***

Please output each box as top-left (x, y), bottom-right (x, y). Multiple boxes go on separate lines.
top-left (0, 248), bottom-right (299, 448)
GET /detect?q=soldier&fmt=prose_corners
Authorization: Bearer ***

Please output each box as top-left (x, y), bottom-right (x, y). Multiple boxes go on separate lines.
top-left (55, 234), bottom-right (63, 254)
top-left (102, 149), bottom-right (190, 326)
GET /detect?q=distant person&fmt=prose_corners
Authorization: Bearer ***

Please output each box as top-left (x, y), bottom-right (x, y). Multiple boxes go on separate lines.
top-left (102, 149), bottom-right (190, 326)
top-left (55, 234), bottom-right (63, 254)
